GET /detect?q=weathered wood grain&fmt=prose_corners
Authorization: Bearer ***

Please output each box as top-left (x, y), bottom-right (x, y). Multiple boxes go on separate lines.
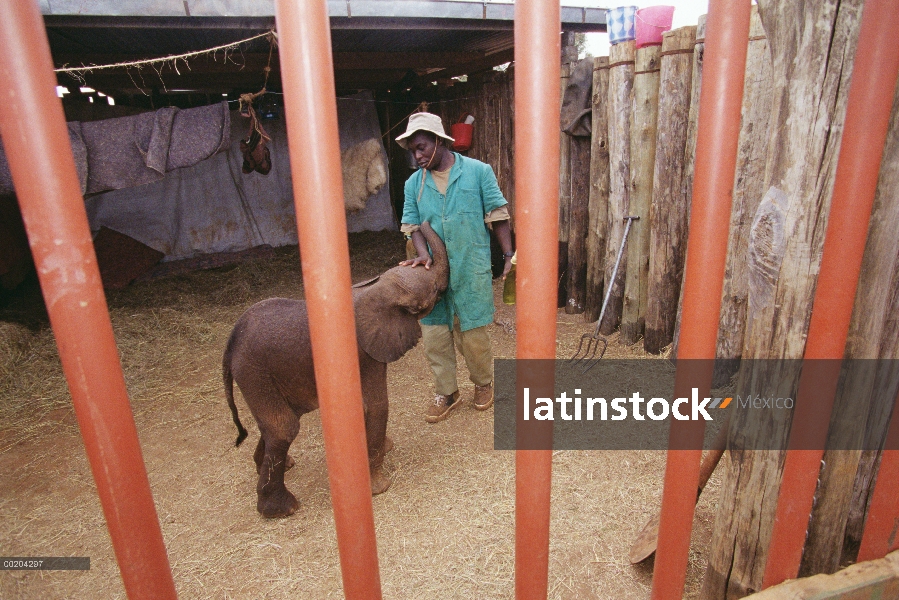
top-left (620, 45), bottom-right (661, 345)
top-left (566, 134), bottom-right (591, 314)
top-left (711, 6), bottom-right (772, 383)
top-left (600, 40), bottom-right (635, 335)
top-left (670, 14), bottom-right (705, 358)
top-left (700, 1), bottom-right (865, 597)
top-left (559, 34), bottom-right (577, 244)
top-left (802, 83), bottom-right (899, 576)
top-left (585, 56), bottom-right (610, 322)
top-left (643, 26), bottom-right (696, 354)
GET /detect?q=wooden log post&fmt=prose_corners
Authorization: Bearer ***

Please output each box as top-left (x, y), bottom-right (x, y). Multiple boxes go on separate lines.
top-left (710, 6), bottom-right (772, 383)
top-left (558, 33), bottom-right (577, 255)
top-left (600, 40), bottom-right (635, 335)
top-left (585, 56), bottom-right (610, 322)
top-left (643, 26), bottom-right (697, 354)
top-left (670, 14), bottom-right (705, 356)
top-left (566, 120), bottom-right (591, 313)
top-left (556, 34), bottom-right (578, 307)
top-left (700, 1), bottom-right (865, 597)
top-left (620, 45), bottom-right (661, 345)
top-left (801, 84), bottom-right (899, 576)
top-left (565, 58), bottom-right (594, 314)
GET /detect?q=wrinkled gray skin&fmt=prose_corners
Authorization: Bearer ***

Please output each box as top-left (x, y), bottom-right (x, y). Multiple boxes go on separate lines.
top-left (224, 221), bottom-right (448, 518)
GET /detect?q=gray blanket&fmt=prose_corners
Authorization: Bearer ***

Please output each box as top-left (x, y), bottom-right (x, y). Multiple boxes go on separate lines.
top-left (0, 101), bottom-right (230, 195)
top-left (561, 57), bottom-right (595, 137)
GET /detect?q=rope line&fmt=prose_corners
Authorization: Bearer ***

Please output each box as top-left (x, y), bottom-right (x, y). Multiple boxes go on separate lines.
top-left (54, 30), bottom-right (275, 73)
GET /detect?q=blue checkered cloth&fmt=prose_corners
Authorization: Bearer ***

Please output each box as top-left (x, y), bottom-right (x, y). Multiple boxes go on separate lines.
top-left (607, 6), bottom-right (638, 45)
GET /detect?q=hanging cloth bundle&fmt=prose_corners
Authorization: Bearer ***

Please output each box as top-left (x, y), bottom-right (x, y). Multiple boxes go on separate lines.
top-left (239, 97), bottom-right (272, 175)
top-left (239, 33), bottom-right (276, 175)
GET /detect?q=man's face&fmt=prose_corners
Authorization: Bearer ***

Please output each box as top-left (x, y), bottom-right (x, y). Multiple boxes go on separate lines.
top-left (408, 131), bottom-right (444, 170)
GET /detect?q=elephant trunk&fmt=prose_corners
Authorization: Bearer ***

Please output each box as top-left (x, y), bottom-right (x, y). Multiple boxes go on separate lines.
top-left (420, 221), bottom-right (448, 294)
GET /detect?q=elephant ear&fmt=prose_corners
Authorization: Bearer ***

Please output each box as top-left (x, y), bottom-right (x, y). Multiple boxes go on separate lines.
top-left (352, 275), bottom-right (380, 289)
top-left (355, 285), bottom-right (422, 363)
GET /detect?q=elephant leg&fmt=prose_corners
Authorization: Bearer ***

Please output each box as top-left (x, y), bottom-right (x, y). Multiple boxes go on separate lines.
top-left (254, 437), bottom-right (294, 474)
top-left (361, 358), bottom-right (392, 495)
top-left (250, 394), bottom-right (300, 518)
top-left (256, 420), bottom-right (300, 518)
top-left (254, 437), bottom-right (265, 473)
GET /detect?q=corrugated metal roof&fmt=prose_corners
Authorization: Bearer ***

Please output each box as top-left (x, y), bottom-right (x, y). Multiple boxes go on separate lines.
top-left (45, 1), bottom-right (606, 98)
top-left (41, 0), bottom-right (606, 27)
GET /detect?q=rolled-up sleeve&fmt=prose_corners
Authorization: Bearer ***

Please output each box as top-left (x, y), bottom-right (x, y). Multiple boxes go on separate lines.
top-left (484, 205), bottom-right (510, 223)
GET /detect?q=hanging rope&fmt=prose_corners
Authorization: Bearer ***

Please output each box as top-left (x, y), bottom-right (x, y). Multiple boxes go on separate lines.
top-left (54, 29), bottom-right (276, 75)
top-left (238, 32), bottom-right (278, 142)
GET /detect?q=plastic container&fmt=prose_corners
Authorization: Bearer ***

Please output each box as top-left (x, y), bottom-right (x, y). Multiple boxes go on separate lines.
top-left (451, 112), bottom-right (474, 152)
top-left (606, 6), bottom-right (638, 45)
top-left (502, 251), bottom-right (517, 305)
top-left (503, 264), bottom-right (516, 304)
top-left (635, 6), bottom-right (676, 48)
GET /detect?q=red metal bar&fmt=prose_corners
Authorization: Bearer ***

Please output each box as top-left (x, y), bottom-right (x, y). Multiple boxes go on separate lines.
top-left (273, 1), bottom-right (382, 598)
top-left (857, 387), bottom-right (899, 562)
top-left (650, 1), bottom-right (751, 598)
top-left (514, 0), bottom-right (560, 598)
top-left (0, 3), bottom-right (177, 599)
top-left (762, 0), bottom-right (899, 587)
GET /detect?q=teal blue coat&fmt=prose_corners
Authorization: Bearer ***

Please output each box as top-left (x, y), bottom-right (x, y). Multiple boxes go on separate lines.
top-left (401, 153), bottom-right (508, 331)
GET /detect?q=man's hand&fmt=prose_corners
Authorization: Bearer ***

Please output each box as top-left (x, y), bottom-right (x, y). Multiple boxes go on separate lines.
top-left (399, 255), bottom-right (432, 270)
top-left (502, 256), bottom-right (513, 279)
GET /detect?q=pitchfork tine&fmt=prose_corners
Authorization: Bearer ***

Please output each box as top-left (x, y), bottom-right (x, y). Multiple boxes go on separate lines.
top-left (568, 216), bottom-right (638, 367)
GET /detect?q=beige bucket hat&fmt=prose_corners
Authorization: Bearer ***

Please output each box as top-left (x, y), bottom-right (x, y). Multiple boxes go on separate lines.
top-left (395, 112), bottom-right (455, 149)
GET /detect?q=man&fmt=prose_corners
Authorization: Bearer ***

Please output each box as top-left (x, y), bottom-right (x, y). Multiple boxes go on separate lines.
top-left (395, 112), bottom-right (513, 423)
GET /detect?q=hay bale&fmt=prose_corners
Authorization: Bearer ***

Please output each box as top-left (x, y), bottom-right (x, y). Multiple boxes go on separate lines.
top-left (342, 138), bottom-right (387, 212)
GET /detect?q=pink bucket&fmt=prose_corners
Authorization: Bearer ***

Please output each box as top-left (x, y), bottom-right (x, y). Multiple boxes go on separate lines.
top-left (635, 6), bottom-right (675, 48)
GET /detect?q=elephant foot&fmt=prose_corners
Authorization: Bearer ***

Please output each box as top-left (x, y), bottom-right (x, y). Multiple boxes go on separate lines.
top-left (257, 486), bottom-right (299, 518)
top-left (370, 465), bottom-right (392, 496)
top-left (384, 436), bottom-right (394, 455)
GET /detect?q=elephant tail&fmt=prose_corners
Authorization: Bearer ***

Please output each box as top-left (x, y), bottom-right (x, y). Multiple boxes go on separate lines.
top-left (223, 337), bottom-right (249, 447)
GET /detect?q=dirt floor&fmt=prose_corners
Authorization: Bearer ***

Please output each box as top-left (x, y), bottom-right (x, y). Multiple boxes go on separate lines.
top-left (0, 231), bottom-right (722, 599)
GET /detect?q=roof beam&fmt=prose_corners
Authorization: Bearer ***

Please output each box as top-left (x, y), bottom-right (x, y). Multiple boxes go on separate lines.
top-left (417, 47), bottom-right (515, 84)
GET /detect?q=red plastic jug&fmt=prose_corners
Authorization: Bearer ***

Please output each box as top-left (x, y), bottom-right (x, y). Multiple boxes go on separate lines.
top-left (451, 112), bottom-right (474, 152)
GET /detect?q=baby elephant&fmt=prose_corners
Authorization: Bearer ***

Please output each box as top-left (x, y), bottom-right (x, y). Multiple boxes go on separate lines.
top-left (224, 221), bottom-right (448, 517)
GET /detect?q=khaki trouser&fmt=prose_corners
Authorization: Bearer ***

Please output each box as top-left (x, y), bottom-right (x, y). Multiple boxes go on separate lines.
top-left (420, 317), bottom-right (493, 396)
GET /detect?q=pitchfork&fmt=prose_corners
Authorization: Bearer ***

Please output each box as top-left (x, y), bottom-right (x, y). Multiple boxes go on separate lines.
top-left (569, 216), bottom-right (639, 372)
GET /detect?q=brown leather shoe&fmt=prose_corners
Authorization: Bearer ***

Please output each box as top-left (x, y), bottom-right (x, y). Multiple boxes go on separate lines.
top-left (425, 391), bottom-right (461, 423)
top-left (472, 382), bottom-right (494, 411)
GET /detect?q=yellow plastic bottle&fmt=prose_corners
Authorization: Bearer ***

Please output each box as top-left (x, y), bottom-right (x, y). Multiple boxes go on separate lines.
top-left (502, 251), bottom-right (517, 305)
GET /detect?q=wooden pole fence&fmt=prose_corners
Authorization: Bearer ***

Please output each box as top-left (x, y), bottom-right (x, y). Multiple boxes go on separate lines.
top-left (644, 26), bottom-right (697, 354)
top-left (621, 44), bottom-right (661, 345)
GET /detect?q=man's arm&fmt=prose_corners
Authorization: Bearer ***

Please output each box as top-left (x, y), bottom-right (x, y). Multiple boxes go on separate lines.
top-left (399, 229), bottom-right (432, 269)
top-left (493, 219), bottom-right (513, 278)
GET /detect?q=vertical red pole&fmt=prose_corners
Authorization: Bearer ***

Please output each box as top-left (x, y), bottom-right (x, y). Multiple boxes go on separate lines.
top-left (0, 3), bottom-right (177, 599)
top-left (857, 388), bottom-right (899, 562)
top-left (763, 0), bottom-right (899, 586)
top-left (650, 1), bottom-right (751, 598)
top-left (514, 1), bottom-right (560, 598)
top-left (273, 1), bottom-right (382, 598)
